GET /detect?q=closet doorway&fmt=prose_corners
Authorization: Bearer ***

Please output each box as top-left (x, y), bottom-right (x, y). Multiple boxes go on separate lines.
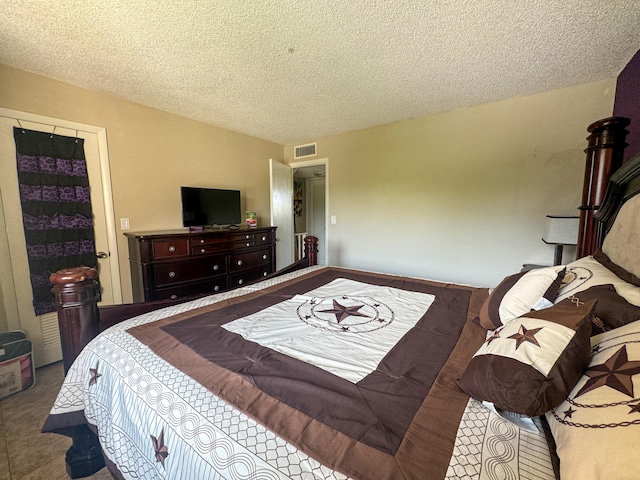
top-left (292, 160), bottom-right (327, 266)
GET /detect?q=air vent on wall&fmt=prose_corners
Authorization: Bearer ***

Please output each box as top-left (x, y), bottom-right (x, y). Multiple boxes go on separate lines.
top-left (294, 142), bottom-right (317, 159)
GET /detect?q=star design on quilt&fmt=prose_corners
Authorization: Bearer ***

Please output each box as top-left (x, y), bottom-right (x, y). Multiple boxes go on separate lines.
top-left (151, 428), bottom-right (169, 467)
top-left (319, 299), bottom-right (370, 323)
top-left (563, 407), bottom-right (576, 419)
top-left (89, 362), bottom-right (102, 387)
top-left (575, 345), bottom-right (640, 398)
top-left (628, 403), bottom-right (640, 415)
top-left (508, 325), bottom-right (543, 350)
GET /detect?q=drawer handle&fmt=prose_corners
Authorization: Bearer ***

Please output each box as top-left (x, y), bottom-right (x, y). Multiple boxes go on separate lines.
top-left (261, 236), bottom-right (266, 241)
top-left (245, 234), bottom-right (250, 239)
top-left (201, 248), bottom-right (206, 253)
top-left (262, 254), bottom-right (267, 260)
top-left (170, 294), bottom-right (177, 300)
top-left (237, 260), bottom-right (243, 266)
top-left (263, 271), bottom-right (268, 277)
top-left (238, 279), bottom-right (244, 285)
top-left (214, 285), bottom-right (220, 292)
top-left (246, 242), bottom-right (250, 247)
top-left (168, 245), bottom-right (176, 253)
top-left (213, 264), bottom-right (219, 271)
top-left (168, 271), bottom-right (176, 278)
top-left (200, 239), bottom-right (205, 244)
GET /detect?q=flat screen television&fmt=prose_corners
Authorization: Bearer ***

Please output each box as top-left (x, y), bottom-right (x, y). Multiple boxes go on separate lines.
top-left (180, 186), bottom-right (241, 227)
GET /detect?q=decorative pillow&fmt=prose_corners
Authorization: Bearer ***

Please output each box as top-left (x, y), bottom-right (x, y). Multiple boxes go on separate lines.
top-left (555, 255), bottom-right (640, 307)
top-left (476, 266), bottom-right (566, 330)
top-left (601, 192), bottom-right (640, 282)
top-left (459, 300), bottom-right (594, 417)
top-left (555, 284), bottom-right (640, 335)
top-left (545, 319), bottom-right (640, 480)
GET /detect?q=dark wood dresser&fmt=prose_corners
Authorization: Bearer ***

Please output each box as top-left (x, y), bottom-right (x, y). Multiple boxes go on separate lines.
top-left (124, 226), bottom-right (276, 302)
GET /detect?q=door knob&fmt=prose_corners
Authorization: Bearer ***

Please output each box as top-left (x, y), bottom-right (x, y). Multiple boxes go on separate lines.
top-left (96, 251), bottom-right (108, 259)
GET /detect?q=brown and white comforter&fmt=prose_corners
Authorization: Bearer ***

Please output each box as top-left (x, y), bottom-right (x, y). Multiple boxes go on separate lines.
top-left (43, 266), bottom-right (555, 479)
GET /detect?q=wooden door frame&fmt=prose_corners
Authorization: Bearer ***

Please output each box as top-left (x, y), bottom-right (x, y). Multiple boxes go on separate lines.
top-left (0, 107), bottom-right (123, 305)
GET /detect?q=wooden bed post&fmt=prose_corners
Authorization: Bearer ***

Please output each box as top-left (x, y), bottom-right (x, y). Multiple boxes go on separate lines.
top-left (50, 266), bottom-right (101, 374)
top-left (304, 235), bottom-right (318, 266)
top-left (577, 116), bottom-right (630, 257)
top-left (50, 266), bottom-right (105, 478)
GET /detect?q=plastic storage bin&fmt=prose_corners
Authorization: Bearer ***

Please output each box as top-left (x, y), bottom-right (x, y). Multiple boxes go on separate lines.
top-left (0, 331), bottom-right (35, 399)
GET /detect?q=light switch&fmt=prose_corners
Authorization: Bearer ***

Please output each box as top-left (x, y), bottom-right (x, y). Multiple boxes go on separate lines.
top-left (331, 215), bottom-right (337, 224)
top-left (121, 218), bottom-right (130, 230)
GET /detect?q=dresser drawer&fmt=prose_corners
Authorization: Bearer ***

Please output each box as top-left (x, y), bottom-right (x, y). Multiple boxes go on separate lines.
top-left (151, 239), bottom-right (189, 259)
top-left (191, 235), bottom-right (233, 250)
top-left (230, 250), bottom-right (272, 272)
top-left (155, 278), bottom-right (229, 300)
top-left (228, 268), bottom-right (271, 288)
top-left (255, 231), bottom-right (273, 245)
top-left (153, 255), bottom-right (227, 286)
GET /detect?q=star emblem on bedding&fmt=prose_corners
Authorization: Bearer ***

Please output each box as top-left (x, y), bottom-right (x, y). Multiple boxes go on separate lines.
top-left (508, 325), bottom-right (543, 350)
top-left (628, 403), bottom-right (640, 414)
top-left (575, 345), bottom-right (640, 398)
top-left (319, 299), bottom-right (370, 323)
top-left (151, 428), bottom-right (169, 467)
top-left (295, 293), bottom-right (397, 334)
top-left (89, 362), bottom-right (102, 387)
top-left (486, 330), bottom-right (500, 345)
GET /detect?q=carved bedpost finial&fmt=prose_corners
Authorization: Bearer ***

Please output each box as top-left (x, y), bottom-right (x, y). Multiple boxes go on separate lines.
top-left (577, 116), bottom-right (630, 258)
top-left (304, 235), bottom-right (319, 266)
top-left (50, 266), bottom-right (101, 374)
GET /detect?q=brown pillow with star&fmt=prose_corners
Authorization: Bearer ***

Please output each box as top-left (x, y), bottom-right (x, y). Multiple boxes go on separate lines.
top-left (545, 319), bottom-right (640, 480)
top-left (458, 300), bottom-right (594, 416)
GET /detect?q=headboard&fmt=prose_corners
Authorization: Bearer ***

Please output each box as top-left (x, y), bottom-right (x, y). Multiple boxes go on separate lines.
top-left (594, 151), bottom-right (640, 279)
top-left (595, 151), bottom-right (640, 237)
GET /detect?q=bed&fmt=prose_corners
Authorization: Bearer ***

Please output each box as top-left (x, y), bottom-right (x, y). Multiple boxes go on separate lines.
top-left (43, 117), bottom-right (640, 479)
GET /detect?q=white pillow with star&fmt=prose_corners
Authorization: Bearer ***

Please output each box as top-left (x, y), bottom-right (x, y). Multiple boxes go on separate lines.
top-left (545, 318), bottom-right (640, 480)
top-left (458, 300), bottom-right (594, 416)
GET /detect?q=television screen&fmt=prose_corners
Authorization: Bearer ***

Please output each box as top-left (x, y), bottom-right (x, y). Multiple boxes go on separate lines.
top-left (181, 187), bottom-right (241, 227)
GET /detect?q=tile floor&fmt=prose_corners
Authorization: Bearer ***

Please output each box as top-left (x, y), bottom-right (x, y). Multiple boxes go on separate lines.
top-left (0, 362), bottom-right (113, 480)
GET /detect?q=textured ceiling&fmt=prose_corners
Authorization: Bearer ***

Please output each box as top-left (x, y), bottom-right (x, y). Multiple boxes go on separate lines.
top-left (2, 1), bottom-right (640, 145)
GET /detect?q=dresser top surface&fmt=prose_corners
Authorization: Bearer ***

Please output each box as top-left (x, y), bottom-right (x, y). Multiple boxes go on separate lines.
top-left (124, 225), bottom-right (276, 239)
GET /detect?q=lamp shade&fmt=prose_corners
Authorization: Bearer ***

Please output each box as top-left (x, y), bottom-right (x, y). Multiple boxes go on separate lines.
top-left (542, 215), bottom-right (579, 245)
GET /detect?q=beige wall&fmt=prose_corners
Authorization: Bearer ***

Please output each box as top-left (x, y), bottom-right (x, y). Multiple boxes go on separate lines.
top-left (285, 79), bottom-right (616, 286)
top-left (0, 65), bottom-right (283, 305)
top-left (0, 63), bottom-right (617, 326)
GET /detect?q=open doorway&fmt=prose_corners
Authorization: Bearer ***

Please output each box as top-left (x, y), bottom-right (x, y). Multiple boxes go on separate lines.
top-left (292, 161), bottom-right (327, 265)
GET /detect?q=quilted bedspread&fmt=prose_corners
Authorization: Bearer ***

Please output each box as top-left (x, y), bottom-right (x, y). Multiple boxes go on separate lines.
top-left (43, 266), bottom-right (555, 479)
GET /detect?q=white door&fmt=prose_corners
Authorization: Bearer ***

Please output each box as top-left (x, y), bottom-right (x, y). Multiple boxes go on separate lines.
top-left (269, 159), bottom-right (294, 269)
top-left (0, 109), bottom-right (121, 367)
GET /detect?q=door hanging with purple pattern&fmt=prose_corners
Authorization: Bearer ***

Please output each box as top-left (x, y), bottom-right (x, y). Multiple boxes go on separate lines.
top-left (13, 127), bottom-right (98, 316)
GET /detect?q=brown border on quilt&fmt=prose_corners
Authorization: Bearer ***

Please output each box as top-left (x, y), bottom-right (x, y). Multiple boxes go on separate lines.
top-left (129, 268), bottom-right (488, 480)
